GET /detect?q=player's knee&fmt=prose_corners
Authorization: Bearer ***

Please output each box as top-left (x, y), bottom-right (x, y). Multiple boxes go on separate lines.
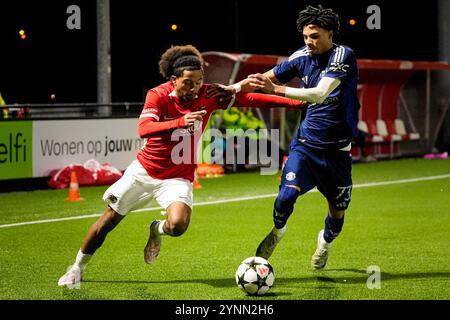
top-left (101, 219), bottom-right (114, 233)
top-left (273, 185), bottom-right (300, 228)
top-left (166, 203), bottom-right (191, 236)
top-left (328, 204), bottom-right (346, 219)
top-left (275, 185), bottom-right (300, 212)
top-left (329, 197), bottom-right (351, 211)
top-left (96, 217), bottom-right (114, 234)
top-left (98, 208), bottom-right (122, 233)
top-left (166, 220), bottom-right (189, 237)
top-left (170, 224), bottom-right (188, 237)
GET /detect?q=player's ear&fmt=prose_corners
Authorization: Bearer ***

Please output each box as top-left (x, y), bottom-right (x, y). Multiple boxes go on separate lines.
top-left (328, 30), bottom-right (334, 40)
top-left (170, 75), bottom-right (177, 85)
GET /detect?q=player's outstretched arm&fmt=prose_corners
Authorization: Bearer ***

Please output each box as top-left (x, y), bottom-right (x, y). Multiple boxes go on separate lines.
top-left (206, 77), bottom-right (260, 99)
top-left (138, 111), bottom-right (206, 138)
top-left (248, 74), bottom-right (340, 104)
top-left (207, 68), bottom-right (277, 99)
top-left (235, 92), bottom-right (306, 110)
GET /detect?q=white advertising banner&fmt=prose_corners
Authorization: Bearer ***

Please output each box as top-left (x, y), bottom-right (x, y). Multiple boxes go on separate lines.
top-left (33, 119), bottom-right (145, 177)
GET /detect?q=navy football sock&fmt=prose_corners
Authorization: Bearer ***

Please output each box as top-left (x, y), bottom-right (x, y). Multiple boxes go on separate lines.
top-left (323, 214), bottom-right (344, 243)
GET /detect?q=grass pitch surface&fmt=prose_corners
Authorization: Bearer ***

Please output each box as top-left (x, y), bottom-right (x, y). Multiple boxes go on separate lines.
top-left (0, 158), bottom-right (449, 300)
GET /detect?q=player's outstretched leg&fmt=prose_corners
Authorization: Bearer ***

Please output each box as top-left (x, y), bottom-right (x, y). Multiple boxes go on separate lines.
top-left (58, 258), bottom-right (86, 288)
top-left (311, 229), bottom-right (332, 270)
top-left (58, 207), bottom-right (124, 287)
top-left (144, 220), bottom-right (164, 264)
top-left (144, 201), bottom-right (191, 264)
top-left (256, 185), bottom-right (299, 259)
top-left (311, 211), bottom-right (345, 270)
top-left (255, 224), bottom-right (286, 260)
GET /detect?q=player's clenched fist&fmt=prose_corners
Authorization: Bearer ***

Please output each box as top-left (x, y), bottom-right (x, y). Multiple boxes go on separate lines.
top-left (182, 110), bottom-right (207, 126)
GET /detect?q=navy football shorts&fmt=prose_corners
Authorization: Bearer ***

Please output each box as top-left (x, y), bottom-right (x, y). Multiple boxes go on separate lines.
top-left (280, 143), bottom-right (353, 210)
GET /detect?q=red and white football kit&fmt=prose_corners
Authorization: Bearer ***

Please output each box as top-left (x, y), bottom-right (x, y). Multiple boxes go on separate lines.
top-left (137, 81), bottom-right (304, 182)
top-left (103, 81), bottom-right (304, 215)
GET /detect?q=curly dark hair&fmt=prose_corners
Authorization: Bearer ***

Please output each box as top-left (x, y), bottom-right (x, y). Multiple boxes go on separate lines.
top-left (296, 5), bottom-right (340, 34)
top-left (158, 45), bottom-right (204, 79)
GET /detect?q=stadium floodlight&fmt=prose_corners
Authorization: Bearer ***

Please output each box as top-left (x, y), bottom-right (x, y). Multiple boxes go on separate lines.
top-left (19, 29), bottom-right (26, 40)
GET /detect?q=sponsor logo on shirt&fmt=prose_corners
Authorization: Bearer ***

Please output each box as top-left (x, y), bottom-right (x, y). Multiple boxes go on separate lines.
top-left (322, 96), bottom-right (339, 105)
top-left (329, 62), bottom-right (349, 73)
top-left (143, 107), bottom-right (159, 114)
top-left (172, 119), bottom-right (203, 137)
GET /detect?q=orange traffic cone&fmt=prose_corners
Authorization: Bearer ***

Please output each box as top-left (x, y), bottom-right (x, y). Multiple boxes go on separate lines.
top-left (65, 171), bottom-right (85, 202)
top-left (193, 178), bottom-right (202, 189)
top-left (192, 170), bottom-right (202, 189)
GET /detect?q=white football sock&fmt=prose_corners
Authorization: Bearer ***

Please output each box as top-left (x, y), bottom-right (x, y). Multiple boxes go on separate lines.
top-left (73, 249), bottom-right (92, 270)
top-left (158, 220), bottom-right (167, 235)
top-left (273, 225), bottom-right (287, 237)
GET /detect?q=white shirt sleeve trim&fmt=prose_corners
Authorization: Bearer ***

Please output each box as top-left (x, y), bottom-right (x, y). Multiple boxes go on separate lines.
top-left (139, 113), bottom-right (160, 121)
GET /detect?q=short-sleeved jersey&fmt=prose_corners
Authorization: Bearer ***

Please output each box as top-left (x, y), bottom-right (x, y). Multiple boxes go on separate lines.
top-left (274, 44), bottom-right (360, 150)
top-left (137, 82), bottom-right (231, 182)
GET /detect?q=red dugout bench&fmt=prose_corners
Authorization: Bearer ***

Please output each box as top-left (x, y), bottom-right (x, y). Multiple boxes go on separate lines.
top-left (202, 51), bottom-right (450, 159)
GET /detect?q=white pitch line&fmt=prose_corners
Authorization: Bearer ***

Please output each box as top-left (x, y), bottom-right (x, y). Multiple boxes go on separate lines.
top-left (1, 174), bottom-right (449, 229)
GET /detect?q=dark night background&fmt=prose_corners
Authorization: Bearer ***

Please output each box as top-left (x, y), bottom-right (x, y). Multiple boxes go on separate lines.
top-left (0, 0), bottom-right (440, 104)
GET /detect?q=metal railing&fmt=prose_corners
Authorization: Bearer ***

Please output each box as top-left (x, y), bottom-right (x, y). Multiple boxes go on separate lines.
top-left (0, 102), bottom-right (143, 120)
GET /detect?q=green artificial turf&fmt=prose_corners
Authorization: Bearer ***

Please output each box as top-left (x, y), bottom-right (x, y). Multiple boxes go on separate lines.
top-left (0, 158), bottom-right (449, 300)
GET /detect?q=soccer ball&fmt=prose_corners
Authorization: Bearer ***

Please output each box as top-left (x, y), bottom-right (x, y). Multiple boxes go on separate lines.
top-left (235, 257), bottom-right (275, 296)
